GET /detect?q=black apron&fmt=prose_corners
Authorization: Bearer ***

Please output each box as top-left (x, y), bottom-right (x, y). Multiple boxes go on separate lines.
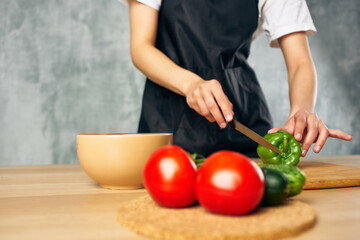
top-left (138, 0), bottom-right (273, 157)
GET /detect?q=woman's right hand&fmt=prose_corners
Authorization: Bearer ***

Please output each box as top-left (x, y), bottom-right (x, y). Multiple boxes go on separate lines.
top-left (185, 79), bottom-right (234, 128)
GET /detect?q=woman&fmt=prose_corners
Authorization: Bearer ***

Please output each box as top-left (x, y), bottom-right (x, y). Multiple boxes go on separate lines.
top-left (121, 0), bottom-right (352, 157)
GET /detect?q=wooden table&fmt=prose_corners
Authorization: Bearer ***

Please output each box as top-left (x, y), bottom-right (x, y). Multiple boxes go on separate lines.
top-left (1, 155), bottom-right (359, 240)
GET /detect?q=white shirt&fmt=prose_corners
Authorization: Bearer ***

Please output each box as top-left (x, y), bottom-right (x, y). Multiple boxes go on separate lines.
top-left (119, 0), bottom-right (316, 48)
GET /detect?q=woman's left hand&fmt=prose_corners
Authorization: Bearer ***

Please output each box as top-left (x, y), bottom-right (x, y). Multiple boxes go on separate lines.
top-left (268, 110), bottom-right (353, 157)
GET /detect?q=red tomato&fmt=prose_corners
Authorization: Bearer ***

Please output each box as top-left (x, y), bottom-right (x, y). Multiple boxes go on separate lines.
top-left (143, 145), bottom-right (197, 208)
top-left (195, 150), bottom-right (264, 215)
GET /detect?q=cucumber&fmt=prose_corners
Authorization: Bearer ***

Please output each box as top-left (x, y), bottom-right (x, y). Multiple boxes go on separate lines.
top-left (259, 164), bottom-right (306, 197)
top-left (260, 168), bottom-right (289, 206)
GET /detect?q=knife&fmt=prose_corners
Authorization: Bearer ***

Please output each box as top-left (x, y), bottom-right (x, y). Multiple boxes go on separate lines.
top-left (228, 119), bottom-right (283, 154)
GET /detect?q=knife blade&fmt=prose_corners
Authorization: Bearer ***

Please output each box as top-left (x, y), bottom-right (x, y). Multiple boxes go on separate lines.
top-left (228, 120), bottom-right (282, 154)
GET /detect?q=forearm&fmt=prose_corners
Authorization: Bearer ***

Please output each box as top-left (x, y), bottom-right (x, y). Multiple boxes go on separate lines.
top-left (287, 61), bottom-right (317, 118)
top-left (278, 32), bottom-right (317, 119)
top-left (129, 0), bottom-right (203, 96)
top-left (131, 44), bottom-right (204, 96)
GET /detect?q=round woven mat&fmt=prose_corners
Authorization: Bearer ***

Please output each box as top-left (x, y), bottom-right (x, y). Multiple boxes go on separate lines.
top-left (118, 195), bottom-right (316, 240)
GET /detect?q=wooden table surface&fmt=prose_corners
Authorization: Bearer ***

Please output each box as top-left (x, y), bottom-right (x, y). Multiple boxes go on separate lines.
top-left (1, 155), bottom-right (359, 240)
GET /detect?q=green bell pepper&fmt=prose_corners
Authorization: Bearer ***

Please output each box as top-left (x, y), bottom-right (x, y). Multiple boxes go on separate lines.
top-left (188, 152), bottom-right (206, 169)
top-left (257, 130), bottom-right (302, 166)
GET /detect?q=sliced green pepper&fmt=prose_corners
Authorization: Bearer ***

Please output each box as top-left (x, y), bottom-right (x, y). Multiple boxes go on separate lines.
top-left (257, 130), bottom-right (302, 166)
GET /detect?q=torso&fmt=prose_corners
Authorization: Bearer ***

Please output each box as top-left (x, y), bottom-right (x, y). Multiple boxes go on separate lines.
top-left (138, 0), bottom-right (272, 157)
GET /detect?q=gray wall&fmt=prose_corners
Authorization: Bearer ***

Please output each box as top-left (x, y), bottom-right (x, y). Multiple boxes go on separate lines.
top-left (1, 0), bottom-right (359, 165)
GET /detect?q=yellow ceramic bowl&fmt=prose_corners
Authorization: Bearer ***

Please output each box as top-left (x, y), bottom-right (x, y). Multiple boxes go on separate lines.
top-left (77, 133), bottom-right (173, 190)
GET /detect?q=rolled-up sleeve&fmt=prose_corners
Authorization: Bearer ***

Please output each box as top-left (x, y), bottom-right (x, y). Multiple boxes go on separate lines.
top-left (259, 0), bottom-right (317, 47)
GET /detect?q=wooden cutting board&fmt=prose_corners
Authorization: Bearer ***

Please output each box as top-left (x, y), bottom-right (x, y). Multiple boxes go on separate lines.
top-left (296, 161), bottom-right (360, 189)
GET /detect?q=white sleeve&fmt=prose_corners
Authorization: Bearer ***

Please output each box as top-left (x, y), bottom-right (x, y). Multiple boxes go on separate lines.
top-left (258, 0), bottom-right (317, 48)
top-left (118, 0), bottom-right (162, 11)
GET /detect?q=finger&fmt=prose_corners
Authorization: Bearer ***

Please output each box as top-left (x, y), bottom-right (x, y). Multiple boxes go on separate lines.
top-left (301, 114), bottom-right (319, 157)
top-left (268, 127), bottom-right (282, 134)
top-left (272, 118), bottom-right (296, 135)
top-left (328, 129), bottom-right (353, 141)
top-left (293, 111), bottom-right (307, 142)
top-left (267, 117), bottom-right (295, 134)
top-left (186, 94), bottom-right (197, 111)
top-left (201, 86), bottom-right (227, 128)
top-left (197, 97), bottom-right (216, 122)
top-left (282, 118), bottom-right (296, 135)
top-left (187, 97), bottom-right (203, 118)
top-left (313, 120), bottom-right (329, 153)
top-left (209, 80), bottom-right (234, 123)
top-left (186, 91), bottom-right (209, 119)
